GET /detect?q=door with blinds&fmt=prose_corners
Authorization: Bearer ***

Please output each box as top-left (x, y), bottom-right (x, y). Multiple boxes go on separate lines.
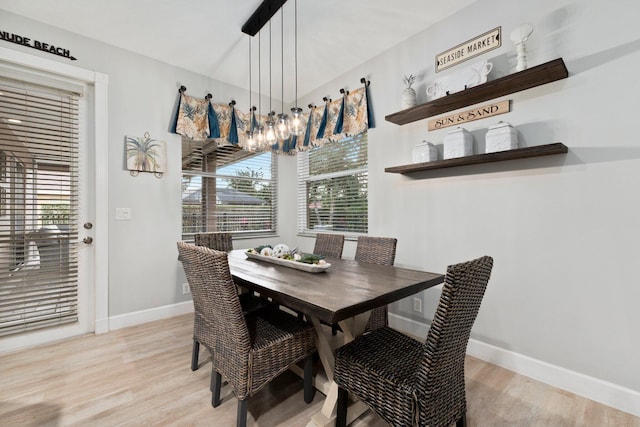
top-left (0, 71), bottom-right (94, 345)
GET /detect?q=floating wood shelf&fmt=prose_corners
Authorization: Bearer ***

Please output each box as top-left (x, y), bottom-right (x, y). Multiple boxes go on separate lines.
top-left (384, 143), bottom-right (568, 175)
top-left (385, 58), bottom-right (569, 125)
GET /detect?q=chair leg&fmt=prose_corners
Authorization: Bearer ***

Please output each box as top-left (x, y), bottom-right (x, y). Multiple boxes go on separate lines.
top-left (211, 370), bottom-right (222, 407)
top-left (237, 399), bottom-right (248, 427)
top-left (336, 386), bottom-right (348, 427)
top-left (191, 339), bottom-right (200, 371)
top-left (456, 412), bottom-right (467, 427)
top-left (303, 356), bottom-right (315, 403)
top-left (332, 324), bottom-right (338, 336)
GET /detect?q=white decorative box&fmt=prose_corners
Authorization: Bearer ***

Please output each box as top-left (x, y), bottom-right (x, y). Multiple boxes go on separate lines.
top-left (412, 141), bottom-right (438, 163)
top-left (485, 121), bottom-right (518, 153)
top-left (443, 127), bottom-right (473, 159)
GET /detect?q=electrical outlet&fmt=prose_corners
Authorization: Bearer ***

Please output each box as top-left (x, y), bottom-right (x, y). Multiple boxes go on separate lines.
top-left (413, 297), bottom-right (422, 313)
top-left (182, 283), bottom-right (190, 294)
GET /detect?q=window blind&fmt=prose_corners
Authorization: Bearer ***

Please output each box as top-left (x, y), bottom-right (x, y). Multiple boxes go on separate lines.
top-left (297, 133), bottom-right (368, 234)
top-left (182, 140), bottom-right (277, 240)
top-left (0, 77), bottom-right (80, 337)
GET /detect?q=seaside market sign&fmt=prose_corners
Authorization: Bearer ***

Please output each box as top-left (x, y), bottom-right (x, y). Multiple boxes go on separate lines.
top-left (436, 27), bottom-right (501, 73)
top-left (0, 30), bottom-right (76, 61)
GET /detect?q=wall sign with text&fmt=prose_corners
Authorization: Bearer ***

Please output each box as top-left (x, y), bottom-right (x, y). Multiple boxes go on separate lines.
top-left (435, 27), bottom-right (501, 73)
top-left (0, 30), bottom-right (76, 61)
top-left (427, 100), bottom-right (510, 131)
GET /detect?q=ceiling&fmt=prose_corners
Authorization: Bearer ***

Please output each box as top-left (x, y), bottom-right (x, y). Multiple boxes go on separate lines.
top-left (0, 0), bottom-right (476, 103)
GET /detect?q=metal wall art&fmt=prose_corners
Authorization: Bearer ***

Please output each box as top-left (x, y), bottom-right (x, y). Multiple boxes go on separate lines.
top-left (125, 132), bottom-right (167, 178)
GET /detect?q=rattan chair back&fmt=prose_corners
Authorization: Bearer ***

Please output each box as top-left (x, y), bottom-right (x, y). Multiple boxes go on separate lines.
top-left (354, 236), bottom-right (398, 330)
top-left (354, 236), bottom-right (397, 266)
top-left (195, 232), bottom-right (233, 252)
top-left (313, 233), bottom-right (345, 258)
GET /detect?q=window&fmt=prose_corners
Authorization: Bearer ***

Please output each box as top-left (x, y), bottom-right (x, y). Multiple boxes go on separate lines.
top-left (297, 133), bottom-right (368, 234)
top-left (181, 140), bottom-right (277, 240)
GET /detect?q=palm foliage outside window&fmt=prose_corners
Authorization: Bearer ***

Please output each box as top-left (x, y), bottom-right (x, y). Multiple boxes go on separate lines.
top-left (181, 142), bottom-right (276, 240)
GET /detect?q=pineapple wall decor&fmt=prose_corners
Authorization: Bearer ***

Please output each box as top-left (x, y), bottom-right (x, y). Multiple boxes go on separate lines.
top-left (125, 132), bottom-right (167, 178)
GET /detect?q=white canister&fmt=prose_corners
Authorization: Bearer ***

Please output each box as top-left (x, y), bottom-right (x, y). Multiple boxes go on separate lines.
top-left (412, 141), bottom-right (438, 163)
top-left (443, 127), bottom-right (473, 159)
top-left (485, 121), bottom-right (518, 153)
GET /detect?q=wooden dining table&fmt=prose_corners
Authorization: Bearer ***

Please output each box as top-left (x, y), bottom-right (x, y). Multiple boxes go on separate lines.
top-left (227, 249), bottom-right (444, 427)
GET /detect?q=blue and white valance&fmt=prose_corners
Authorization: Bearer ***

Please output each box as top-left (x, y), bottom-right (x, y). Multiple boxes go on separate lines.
top-left (170, 81), bottom-right (373, 155)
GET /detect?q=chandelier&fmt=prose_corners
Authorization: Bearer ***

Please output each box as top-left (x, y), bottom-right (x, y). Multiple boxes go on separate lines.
top-left (171, 0), bottom-right (373, 153)
top-left (242, 0), bottom-right (301, 150)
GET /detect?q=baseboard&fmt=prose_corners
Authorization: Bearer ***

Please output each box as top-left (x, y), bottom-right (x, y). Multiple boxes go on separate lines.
top-left (108, 301), bottom-right (194, 331)
top-left (95, 317), bottom-right (109, 334)
top-left (389, 313), bottom-right (640, 418)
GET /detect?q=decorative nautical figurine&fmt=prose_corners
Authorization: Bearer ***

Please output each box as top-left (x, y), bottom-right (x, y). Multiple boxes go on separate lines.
top-left (510, 24), bottom-right (534, 72)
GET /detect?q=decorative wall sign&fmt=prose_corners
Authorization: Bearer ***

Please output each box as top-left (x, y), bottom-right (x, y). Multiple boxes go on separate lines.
top-left (125, 132), bottom-right (167, 178)
top-left (0, 30), bottom-right (77, 61)
top-left (435, 27), bottom-right (501, 73)
top-left (427, 100), bottom-right (510, 131)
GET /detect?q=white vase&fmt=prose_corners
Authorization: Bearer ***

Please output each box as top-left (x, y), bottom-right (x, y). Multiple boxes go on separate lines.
top-left (401, 87), bottom-right (417, 109)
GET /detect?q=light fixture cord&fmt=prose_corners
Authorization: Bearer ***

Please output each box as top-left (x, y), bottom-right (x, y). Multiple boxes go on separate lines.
top-left (248, 36), bottom-right (252, 121)
top-left (294, 0), bottom-right (298, 109)
top-left (258, 30), bottom-right (261, 119)
top-left (269, 20), bottom-right (272, 114)
top-left (281, 8), bottom-right (284, 113)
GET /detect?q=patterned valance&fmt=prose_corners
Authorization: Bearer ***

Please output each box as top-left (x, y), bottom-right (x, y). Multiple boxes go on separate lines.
top-left (170, 82), bottom-right (374, 154)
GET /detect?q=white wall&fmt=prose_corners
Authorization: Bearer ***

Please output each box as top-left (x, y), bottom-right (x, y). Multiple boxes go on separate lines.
top-left (292, 0), bottom-right (640, 399)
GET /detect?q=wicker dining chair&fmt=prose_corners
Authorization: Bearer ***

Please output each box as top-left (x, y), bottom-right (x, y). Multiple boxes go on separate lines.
top-left (195, 232), bottom-right (234, 252)
top-left (184, 233), bottom-right (269, 371)
top-left (313, 233), bottom-right (345, 259)
top-left (334, 256), bottom-right (494, 427)
top-left (311, 233), bottom-right (346, 333)
top-left (177, 242), bottom-right (317, 427)
top-left (354, 236), bottom-right (398, 332)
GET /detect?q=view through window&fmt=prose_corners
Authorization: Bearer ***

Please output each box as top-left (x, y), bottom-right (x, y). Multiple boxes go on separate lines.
top-left (181, 140), bottom-right (277, 240)
top-left (297, 133), bottom-right (368, 234)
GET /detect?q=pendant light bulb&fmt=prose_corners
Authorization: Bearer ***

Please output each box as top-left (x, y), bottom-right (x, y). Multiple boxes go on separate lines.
top-left (256, 124), bottom-right (265, 145)
top-left (289, 107), bottom-right (304, 135)
top-left (276, 113), bottom-right (291, 140)
top-left (265, 112), bottom-right (277, 144)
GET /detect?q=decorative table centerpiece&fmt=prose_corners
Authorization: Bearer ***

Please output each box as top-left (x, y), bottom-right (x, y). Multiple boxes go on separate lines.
top-left (246, 244), bottom-right (331, 273)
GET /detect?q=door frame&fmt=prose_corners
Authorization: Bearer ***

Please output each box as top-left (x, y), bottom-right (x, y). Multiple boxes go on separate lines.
top-left (0, 46), bottom-right (110, 338)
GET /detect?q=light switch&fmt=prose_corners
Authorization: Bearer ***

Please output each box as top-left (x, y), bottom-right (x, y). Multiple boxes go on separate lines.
top-left (115, 207), bottom-right (131, 220)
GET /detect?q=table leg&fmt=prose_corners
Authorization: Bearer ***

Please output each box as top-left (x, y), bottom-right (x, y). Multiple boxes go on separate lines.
top-left (306, 312), bottom-right (370, 427)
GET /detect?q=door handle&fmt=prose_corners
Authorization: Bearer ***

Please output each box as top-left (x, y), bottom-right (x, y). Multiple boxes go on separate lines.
top-left (83, 237), bottom-right (93, 244)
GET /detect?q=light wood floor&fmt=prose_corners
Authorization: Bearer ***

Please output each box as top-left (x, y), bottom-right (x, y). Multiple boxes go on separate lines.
top-left (1, 314), bottom-right (638, 427)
